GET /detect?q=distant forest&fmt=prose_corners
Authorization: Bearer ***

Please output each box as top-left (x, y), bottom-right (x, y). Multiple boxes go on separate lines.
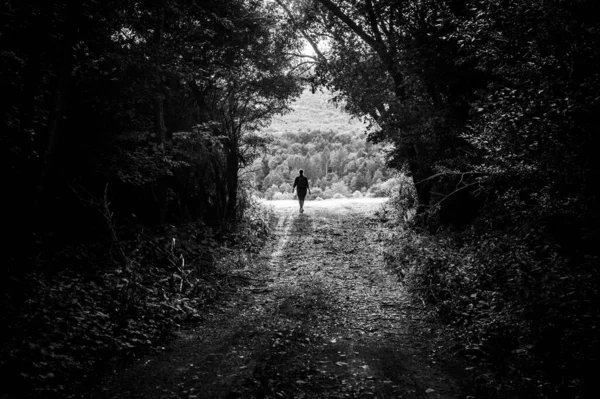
top-left (249, 89), bottom-right (399, 200)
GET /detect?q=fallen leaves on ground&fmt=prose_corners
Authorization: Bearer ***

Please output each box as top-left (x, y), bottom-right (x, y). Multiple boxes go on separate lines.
top-left (94, 203), bottom-right (469, 399)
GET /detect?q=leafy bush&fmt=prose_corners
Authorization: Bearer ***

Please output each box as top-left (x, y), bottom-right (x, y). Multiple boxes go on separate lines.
top-left (232, 189), bottom-right (272, 252)
top-left (332, 193), bottom-right (347, 199)
top-left (384, 224), bottom-right (599, 398)
top-left (318, 190), bottom-right (333, 200)
top-left (369, 177), bottom-right (401, 197)
top-left (0, 198), bottom-right (273, 398)
top-left (352, 190), bottom-right (363, 198)
top-left (272, 192), bottom-right (294, 200)
top-left (309, 187), bottom-right (325, 200)
top-left (386, 175), bottom-right (417, 222)
top-left (324, 181), bottom-right (351, 197)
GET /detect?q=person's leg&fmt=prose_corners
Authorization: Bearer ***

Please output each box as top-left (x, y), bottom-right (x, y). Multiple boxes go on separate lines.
top-left (298, 189), bottom-right (306, 212)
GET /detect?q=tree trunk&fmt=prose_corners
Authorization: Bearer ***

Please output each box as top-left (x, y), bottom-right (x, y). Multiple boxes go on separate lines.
top-left (389, 66), bottom-right (405, 100)
top-left (188, 79), bottom-right (214, 123)
top-left (153, 5), bottom-right (167, 145)
top-left (225, 141), bottom-right (239, 220)
top-left (34, 45), bottom-right (73, 216)
top-left (405, 141), bottom-right (432, 215)
top-left (412, 170), bottom-right (432, 216)
top-left (154, 94), bottom-right (167, 144)
top-left (20, 49), bottom-right (43, 153)
top-left (153, 5), bottom-right (168, 223)
top-left (210, 153), bottom-right (227, 220)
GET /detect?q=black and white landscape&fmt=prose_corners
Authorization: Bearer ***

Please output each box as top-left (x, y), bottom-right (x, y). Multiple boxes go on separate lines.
top-left (1, 1), bottom-right (597, 398)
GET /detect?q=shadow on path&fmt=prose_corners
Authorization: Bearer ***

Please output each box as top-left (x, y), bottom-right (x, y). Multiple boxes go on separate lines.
top-left (94, 205), bottom-right (467, 399)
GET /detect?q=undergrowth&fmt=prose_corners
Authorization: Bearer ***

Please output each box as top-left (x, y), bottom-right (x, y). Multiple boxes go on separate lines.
top-left (382, 190), bottom-right (599, 399)
top-left (0, 195), bottom-right (272, 399)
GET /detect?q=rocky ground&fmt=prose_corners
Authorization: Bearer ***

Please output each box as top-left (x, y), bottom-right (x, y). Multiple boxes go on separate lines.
top-left (94, 199), bottom-right (470, 399)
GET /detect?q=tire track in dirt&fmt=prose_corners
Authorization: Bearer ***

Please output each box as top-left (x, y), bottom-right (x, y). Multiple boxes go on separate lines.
top-left (270, 213), bottom-right (292, 265)
top-left (93, 200), bottom-right (468, 399)
top-left (280, 205), bottom-right (463, 399)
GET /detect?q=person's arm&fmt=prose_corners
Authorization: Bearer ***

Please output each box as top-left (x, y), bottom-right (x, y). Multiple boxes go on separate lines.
top-left (292, 176), bottom-right (298, 193)
top-left (307, 178), bottom-right (311, 195)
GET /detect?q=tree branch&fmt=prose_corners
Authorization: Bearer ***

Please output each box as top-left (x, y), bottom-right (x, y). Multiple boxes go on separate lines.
top-left (289, 60), bottom-right (315, 73)
top-left (283, 52), bottom-right (318, 60)
top-left (314, 0), bottom-right (378, 49)
top-left (315, 0), bottom-right (405, 98)
top-left (427, 181), bottom-right (482, 211)
top-left (414, 171), bottom-right (487, 185)
top-left (275, 0), bottom-right (327, 62)
top-left (365, 0), bottom-right (385, 48)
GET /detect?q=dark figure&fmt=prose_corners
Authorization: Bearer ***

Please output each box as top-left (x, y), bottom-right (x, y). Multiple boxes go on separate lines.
top-left (292, 169), bottom-right (311, 213)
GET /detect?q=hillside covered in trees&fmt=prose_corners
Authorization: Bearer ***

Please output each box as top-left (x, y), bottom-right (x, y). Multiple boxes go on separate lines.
top-left (249, 89), bottom-right (400, 200)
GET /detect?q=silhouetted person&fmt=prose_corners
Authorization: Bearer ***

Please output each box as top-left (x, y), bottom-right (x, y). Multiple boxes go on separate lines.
top-left (292, 169), bottom-right (311, 213)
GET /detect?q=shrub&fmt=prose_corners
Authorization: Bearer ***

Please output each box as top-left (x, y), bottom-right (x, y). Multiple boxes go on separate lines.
top-left (319, 190), bottom-right (333, 199)
top-left (2, 222), bottom-right (225, 398)
top-left (352, 191), bottom-right (363, 198)
top-left (316, 197), bottom-right (323, 201)
top-left (272, 192), bottom-right (293, 200)
top-left (369, 176), bottom-right (402, 197)
top-left (387, 176), bottom-right (417, 221)
top-left (333, 193), bottom-right (346, 199)
top-left (310, 187), bottom-right (324, 200)
top-left (325, 181), bottom-right (351, 197)
top-left (1, 197), bottom-right (273, 398)
top-left (384, 224), bottom-right (599, 398)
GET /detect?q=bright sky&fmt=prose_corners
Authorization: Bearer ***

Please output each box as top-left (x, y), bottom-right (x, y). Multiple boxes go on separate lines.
top-left (302, 39), bottom-right (317, 57)
top-left (301, 37), bottom-right (330, 58)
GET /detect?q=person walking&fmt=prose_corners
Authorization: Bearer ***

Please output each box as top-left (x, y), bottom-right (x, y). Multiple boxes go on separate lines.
top-left (292, 169), bottom-right (311, 213)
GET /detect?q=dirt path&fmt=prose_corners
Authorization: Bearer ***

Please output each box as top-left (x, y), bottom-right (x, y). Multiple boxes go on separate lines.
top-left (95, 199), bottom-right (467, 399)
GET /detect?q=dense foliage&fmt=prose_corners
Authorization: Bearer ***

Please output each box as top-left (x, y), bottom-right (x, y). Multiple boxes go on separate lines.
top-left (1, 201), bottom-right (271, 398)
top-left (1, 0), bottom-right (303, 232)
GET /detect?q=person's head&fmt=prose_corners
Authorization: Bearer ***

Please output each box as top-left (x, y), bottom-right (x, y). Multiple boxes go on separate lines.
top-left (298, 169), bottom-right (304, 176)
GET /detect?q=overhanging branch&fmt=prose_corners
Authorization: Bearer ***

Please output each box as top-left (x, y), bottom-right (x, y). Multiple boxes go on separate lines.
top-left (275, 0), bottom-right (328, 62)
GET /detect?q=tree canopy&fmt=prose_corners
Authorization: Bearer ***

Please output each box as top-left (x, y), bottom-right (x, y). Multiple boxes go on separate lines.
top-left (1, 0), bottom-right (306, 233)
